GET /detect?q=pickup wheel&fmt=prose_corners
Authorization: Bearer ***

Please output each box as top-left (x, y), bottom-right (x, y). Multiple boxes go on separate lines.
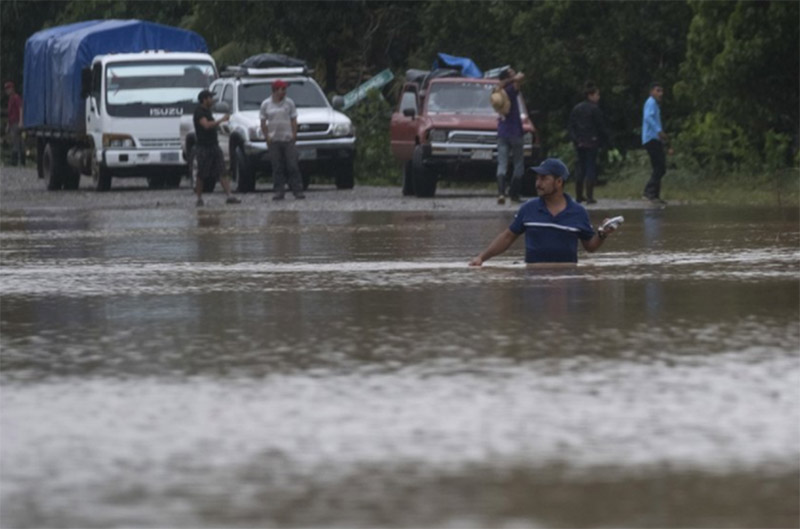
top-left (43, 141), bottom-right (65, 191)
top-left (333, 158), bottom-right (354, 189)
top-left (401, 161), bottom-right (415, 196)
top-left (147, 176), bottom-right (165, 189)
top-left (164, 175), bottom-right (182, 188)
top-left (520, 172), bottom-right (537, 197)
top-left (63, 166), bottom-right (81, 190)
top-left (233, 144), bottom-right (255, 193)
top-left (412, 144), bottom-right (437, 197)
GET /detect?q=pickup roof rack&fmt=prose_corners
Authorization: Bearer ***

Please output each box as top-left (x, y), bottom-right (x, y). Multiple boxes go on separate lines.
top-left (404, 68), bottom-right (461, 91)
top-left (221, 65), bottom-right (311, 78)
top-left (221, 52), bottom-right (313, 78)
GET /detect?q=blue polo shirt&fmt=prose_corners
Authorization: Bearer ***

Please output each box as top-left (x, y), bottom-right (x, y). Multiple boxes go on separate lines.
top-left (508, 194), bottom-right (595, 263)
top-left (641, 96), bottom-right (662, 145)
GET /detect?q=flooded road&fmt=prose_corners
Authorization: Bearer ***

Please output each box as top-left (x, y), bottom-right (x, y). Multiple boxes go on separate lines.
top-left (1, 170), bottom-right (799, 528)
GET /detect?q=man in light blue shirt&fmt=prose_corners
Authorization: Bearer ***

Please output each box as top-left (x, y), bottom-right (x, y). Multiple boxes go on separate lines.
top-left (641, 82), bottom-right (668, 205)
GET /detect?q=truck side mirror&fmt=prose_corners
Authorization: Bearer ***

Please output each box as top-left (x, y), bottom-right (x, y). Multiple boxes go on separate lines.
top-left (80, 68), bottom-right (92, 99)
top-left (331, 95), bottom-right (345, 110)
top-left (212, 101), bottom-right (230, 113)
top-left (402, 107), bottom-right (416, 118)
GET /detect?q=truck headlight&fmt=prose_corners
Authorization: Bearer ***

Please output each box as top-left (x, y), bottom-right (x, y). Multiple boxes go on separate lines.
top-left (428, 129), bottom-right (447, 142)
top-left (248, 126), bottom-right (265, 141)
top-left (331, 122), bottom-right (353, 137)
top-left (103, 134), bottom-right (135, 148)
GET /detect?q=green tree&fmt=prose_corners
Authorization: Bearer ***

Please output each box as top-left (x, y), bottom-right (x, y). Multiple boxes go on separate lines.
top-left (675, 0), bottom-right (799, 168)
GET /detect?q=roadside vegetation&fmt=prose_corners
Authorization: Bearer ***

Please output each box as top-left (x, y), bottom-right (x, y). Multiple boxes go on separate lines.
top-left (1, 0), bottom-right (797, 206)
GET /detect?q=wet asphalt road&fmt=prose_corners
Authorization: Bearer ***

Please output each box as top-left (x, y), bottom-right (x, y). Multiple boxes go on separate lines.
top-left (0, 165), bottom-right (650, 213)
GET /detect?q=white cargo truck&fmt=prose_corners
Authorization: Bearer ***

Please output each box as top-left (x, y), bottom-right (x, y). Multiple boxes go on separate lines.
top-left (23, 19), bottom-right (218, 191)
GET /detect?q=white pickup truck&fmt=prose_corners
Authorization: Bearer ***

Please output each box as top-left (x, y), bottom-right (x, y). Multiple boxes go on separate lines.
top-left (181, 64), bottom-right (356, 192)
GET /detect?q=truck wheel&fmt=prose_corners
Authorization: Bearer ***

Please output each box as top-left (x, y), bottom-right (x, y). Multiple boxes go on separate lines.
top-left (334, 158), bottom-right (354, 189)
top-left (234, 145), bottom-right (255, 193)
top-left (42, 141), bottom-right (67, 191)
top-left (43, 141), bottom-right (65, 191)
top-left (401, 161), bottom-right (415, 196)
top-left (63, 166), bottom-right (81, 190)
top-left (412, 145), bottom-right (437, 197)
top-left (92, 151), bottom-right (112, 192)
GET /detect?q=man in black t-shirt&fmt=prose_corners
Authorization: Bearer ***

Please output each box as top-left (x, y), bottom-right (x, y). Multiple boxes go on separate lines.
top-left (568, 81), bottom-right (608, 204)
top-left (193, 90), bottom-right (239, 207)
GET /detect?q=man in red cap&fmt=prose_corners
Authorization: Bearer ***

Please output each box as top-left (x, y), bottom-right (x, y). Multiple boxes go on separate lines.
top-left (259, 79), bottom-right (304, 200)
top-left (4, 81), bottom-right (24, 166)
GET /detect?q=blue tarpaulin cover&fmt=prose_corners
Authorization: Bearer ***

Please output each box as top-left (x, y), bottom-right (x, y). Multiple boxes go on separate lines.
top-left (23, 19), bottom-right (208, 130)
top-left (432, 53), bottom-right (483, 78)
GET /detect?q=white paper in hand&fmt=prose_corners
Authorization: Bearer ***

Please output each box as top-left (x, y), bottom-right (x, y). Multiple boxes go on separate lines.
top-left (599, 216), bottom-right (624, 233)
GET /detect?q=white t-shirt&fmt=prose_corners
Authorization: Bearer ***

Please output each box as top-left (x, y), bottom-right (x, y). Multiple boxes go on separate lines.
top-left (259, 96), bottom-right (297, 142)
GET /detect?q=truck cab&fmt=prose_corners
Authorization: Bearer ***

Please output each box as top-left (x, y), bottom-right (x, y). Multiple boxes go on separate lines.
top-left (83, 52), bottom-right (217, 190)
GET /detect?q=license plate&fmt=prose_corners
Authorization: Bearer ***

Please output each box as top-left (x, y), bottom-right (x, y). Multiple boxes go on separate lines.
top-left (471, 149), bottom-right (492, 160)
top-left (298, 149), bottom-right (316, 160)
top-left (160, 152), bottom-right (179, 162)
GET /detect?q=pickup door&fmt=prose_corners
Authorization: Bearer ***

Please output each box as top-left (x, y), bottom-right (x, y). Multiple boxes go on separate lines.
top-left (390, 85), bottom-right (420, 162)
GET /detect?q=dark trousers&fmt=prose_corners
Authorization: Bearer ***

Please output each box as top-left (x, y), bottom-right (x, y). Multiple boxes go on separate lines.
top-left (574, 146), bottom-right (598, 200)
top-left (8, 124), bottom-right (24, 165)
top-left (269, 141), bottom-right (303, 195)
top-left (643, 139), bottom-right (666, 199)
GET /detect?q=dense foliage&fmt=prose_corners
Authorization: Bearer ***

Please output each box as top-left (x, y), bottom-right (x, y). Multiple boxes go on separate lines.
top-left (1, 0), bottom-right (797, 179)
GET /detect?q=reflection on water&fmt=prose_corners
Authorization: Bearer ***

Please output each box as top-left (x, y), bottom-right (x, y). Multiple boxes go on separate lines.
top-left (1, 206), bottom-right (799, 528)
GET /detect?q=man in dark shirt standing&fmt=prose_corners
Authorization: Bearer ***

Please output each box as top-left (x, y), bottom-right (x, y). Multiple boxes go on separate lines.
top-left (4, 81), bottom-right (24, 166)
top-left (568, 81), bottom-right (608, 204)
top-left (193, 89), bottom-right (239, 207)
top-left (495, 67), bottom-right (526, 204)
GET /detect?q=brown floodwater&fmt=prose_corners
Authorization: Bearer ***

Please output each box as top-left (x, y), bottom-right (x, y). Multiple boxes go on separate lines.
top-left (1, 204), bottom-right (798, 528)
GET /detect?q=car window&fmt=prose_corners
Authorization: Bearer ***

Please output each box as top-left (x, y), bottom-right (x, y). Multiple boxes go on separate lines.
top-left (221, 85), bottom-right (233, 108)
top-left (426, 82), bottom-right (496, 116)
top-left (399, 90), bottom-right (417, 113)
top-left (211, 82), bottom-right (224, 100)
top-left (238, 80), bottom-right (328, 111)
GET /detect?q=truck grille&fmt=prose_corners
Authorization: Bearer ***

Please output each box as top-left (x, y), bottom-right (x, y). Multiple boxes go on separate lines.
top-left (139, 137), bottom-right (181, 149)
top-left (448, 131), bottom-right (497, 144)
top-left (298, 123), bottom-right (329, 134)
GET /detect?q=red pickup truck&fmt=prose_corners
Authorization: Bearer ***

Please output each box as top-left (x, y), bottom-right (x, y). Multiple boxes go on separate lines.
top-left (390, 70), bottom-right (540, 197)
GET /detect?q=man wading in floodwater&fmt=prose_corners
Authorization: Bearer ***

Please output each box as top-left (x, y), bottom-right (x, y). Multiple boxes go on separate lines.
top-left (469, 158), bottom-right (619, 266)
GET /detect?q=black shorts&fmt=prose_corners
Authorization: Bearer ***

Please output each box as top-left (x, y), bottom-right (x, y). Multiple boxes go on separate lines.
top-left (195, 144), bottom-right (225, 182)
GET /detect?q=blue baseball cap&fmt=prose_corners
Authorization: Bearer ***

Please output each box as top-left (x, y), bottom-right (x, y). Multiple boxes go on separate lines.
top-left (531, 158), bottom-right (570, 181)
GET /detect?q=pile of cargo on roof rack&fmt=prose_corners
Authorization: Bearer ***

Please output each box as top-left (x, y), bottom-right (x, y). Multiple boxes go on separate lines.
top-left (403, 53), bottom-right (486, 94)
top-left (221, 53), bottom-right (312, 78)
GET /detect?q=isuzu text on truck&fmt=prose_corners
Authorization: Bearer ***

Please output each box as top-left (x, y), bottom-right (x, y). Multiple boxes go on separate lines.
top-left (23, 19), bottom-right (217, 191)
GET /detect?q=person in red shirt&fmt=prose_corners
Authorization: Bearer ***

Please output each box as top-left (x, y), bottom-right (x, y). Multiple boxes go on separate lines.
top-left (4, 81), bottom-right (24, 166)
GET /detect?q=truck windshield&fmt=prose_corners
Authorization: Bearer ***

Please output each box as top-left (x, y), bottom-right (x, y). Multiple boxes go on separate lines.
top-left (426, 82), bottom-right (496, 116)
top-left (105, 61), bottom-right (217, 117)
top-left (238, 81), bottom-right (328, 111)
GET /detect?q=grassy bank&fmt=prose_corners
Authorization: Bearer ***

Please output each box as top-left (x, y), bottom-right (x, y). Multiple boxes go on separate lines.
top-left (595, 150), bottom-right (800, 207)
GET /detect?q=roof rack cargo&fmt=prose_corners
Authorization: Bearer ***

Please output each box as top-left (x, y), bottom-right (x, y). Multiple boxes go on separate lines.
top-left (241, 53), bottom-right (307, 69)
top-left (404, 68), bottom-right (461, 90)
top-left (221, 65), bottom-right (309, 78)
